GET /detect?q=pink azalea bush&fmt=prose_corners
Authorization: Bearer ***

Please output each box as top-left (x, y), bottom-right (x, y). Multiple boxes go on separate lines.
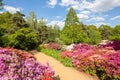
top-left (99, 40), bottom-right (120, 51)
top-left (104, 51), bottom-right (120, 79)
top-left (0, 47), bottom-right (55, 80)
top-left (60, 43), bottom-right (120, 80)
top-left (43, 42), bottom-right (61, 50)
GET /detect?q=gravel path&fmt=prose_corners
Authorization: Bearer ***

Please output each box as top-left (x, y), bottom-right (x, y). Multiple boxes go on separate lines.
top-left (34, 52), bottom-right (98, 80)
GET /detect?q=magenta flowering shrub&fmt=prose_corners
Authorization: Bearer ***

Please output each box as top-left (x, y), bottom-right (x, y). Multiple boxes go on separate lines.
top-left (0, 47), bottom-right (55, 80)
top-left (104, 51), bottom-right (120, 78)
top-left (60, 43), bottom-right (120, 80)
top-left (100, 40), bottom-right (120, 50)
top-left (60, 43), bottom-right (96, 70)
top-left (61, 43), bottom-right (96, 63)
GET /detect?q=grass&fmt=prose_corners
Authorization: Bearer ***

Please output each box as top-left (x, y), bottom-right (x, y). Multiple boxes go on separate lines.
top-left (40, 48), bottom-right (73, 67)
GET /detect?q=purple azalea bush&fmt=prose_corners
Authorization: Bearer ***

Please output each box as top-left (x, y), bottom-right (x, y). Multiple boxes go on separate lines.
top-left (0, 47), bottom-right (55, 80)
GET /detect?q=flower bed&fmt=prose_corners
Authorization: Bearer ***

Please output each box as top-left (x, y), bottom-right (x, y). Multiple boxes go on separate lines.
top-left (0, 47), bottom-right (55, 80)
top-left (60, 43), bottom-right (120, 80)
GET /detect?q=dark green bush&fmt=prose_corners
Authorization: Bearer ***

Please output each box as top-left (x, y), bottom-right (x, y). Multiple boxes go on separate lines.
top-left (8, 28), bottom-right (39, 50)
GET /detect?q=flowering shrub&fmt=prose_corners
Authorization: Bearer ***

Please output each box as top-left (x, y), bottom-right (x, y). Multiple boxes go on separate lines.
top-left (60, 43), bottom-right (120, 80)
top-left (0, 47), bottom-right (55, 80)
top-left (43, 42), bottom-right (61, 50)
top-left (104, 51), bottom-right (120, 79)
top-left (99, 40), bottom-right (120, 50)
top-left (61, 43), bottom-right (96, 60)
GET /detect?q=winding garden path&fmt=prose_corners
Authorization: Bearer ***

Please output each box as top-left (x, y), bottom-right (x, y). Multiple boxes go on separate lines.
top-left (34, 52), bottom-right (98, 80)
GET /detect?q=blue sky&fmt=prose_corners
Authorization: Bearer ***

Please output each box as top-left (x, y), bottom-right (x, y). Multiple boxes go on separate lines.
top-left (1, 0), bottom-right (120, 29)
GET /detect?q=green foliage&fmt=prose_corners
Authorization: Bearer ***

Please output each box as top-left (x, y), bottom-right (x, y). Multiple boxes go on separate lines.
top-left (0, 12), bottom-right (14, 33)
top-left (99, 25), bottom-right (112, 40)
top-left (10, 12), bottom-right (28, 31)
top-left (26, 11), bottom-right (37, 30)
top-left (0, 27), bottom-right (6, 36)
top-left (37, 44), bottom-right (44, 51)
top-left (60, 57), bottom-right (73, 67)
top-left (40, 48), bottom-right (72, 67)
top-left (47, 25), bottom-right (61, 43)
top-left (35, 18), bottom-right (49, 43)
top-left (8, 28), bottom-right (39, 50)
top-left (65, 7), bottom-right (80, 27)
top-left (110, 25), bottom-right (120, 40)
top-left (0, 34), bottom-right (10, 47)
top-left (61, 7), bottom-right (89, 44)
top-left (87, 25), bottom-right (102, 44)
top-left (61, 25), bottom-right (90, 44)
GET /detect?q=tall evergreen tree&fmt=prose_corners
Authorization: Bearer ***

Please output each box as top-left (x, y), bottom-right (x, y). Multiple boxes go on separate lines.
top-left (61, 7), bottom-right (89, 44)
top-left (65, 7), bottom-right (80, 27)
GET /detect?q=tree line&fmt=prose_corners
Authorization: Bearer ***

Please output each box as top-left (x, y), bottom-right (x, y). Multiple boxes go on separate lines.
top-left (0, 7), bottom-right (120, 50)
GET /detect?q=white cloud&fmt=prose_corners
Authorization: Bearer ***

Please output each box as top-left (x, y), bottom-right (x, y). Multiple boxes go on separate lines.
top-left (110, 15), bottom-right (120, 20)
top-left (3, 5), bottom-right (22, 13)
top-left (55, 16), bottom-right (61, 19)
top-left (59, 0), bottom-right (78, 7)
top-left (88, 17), bottom-right (105, 21)
top-left (81, 10), bottom-right (91, 15)
top-left (77, 13), bottom-right (89, 20)
top-left (59, 0), bottom-right (120, 12)
top-left (77, 10), bottom-right (91, 20)
top-left (47, 20), bottom-right (64, 29)
top-left (47, 0), bottom-right (57, 8)
top-left (89, 0), bottom-right (120, 12)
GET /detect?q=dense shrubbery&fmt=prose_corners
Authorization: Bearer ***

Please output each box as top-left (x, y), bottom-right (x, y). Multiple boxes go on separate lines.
top-left (0, 47), bottom-right (55, 80)
top-left (60, 43), bottom-right (120, 80)
top-left (2, 28), bottom-right (39, 50)
top-left (10, 28), bottom-right (39, 50)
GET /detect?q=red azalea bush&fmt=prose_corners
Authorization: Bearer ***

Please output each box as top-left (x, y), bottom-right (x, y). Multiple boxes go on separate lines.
top-left (60, 43), bottom-right (120, 80)
top-left (43, 42), bottom-right (61, 50)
